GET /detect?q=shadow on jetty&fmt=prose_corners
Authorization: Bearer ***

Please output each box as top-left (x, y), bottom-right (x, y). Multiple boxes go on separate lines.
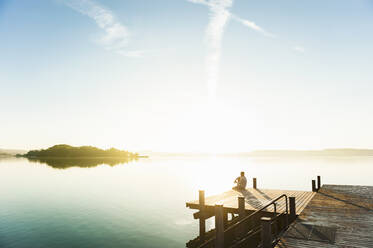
top-left (27, 157), bottom-right (137, 169)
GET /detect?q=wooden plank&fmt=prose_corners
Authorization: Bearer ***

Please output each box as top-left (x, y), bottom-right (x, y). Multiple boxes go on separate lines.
top-left (276, 185), bottom-right (373, 248)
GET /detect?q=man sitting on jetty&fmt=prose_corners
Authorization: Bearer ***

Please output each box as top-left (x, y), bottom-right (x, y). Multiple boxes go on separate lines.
top-left (233, 171), bottom-right (247, 190)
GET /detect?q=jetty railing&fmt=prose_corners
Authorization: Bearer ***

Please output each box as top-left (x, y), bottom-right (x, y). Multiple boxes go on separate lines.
top-left (196, 194), bottom-right (289, 248)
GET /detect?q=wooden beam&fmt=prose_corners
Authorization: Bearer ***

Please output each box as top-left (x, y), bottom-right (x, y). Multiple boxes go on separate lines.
top-left (199, 190), bottom-right (205, 242)
top-left (312, 180), bottom-right (316, 192)
top-left (289, 196), bottom-right (296, 221)
top-left (237, 196), bottom-right (246, 237)
top-left (223, 209), bottom-right (228, 227)
top-left (238, 197), bottom-right (246, 219)
top-left (261, 217), bottom-right (272, 248)
top-left (215, 205), bottom-right (225, 248)
top-left (317, 176), bottom-right (321, 191)
top-left (193, 210), bottom-right (214, 220)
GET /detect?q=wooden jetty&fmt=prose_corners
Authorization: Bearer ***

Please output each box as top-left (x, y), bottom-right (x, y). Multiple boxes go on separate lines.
top-left (186, 176), bottom-right (373, 248)
top-left (186, 177), bottom-right (320, 248)
top-left (276, 184), bottom-right (373, 248)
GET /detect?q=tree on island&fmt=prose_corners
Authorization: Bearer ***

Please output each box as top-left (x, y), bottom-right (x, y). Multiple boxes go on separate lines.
top-left (22, 144), bottom-right (139, 158)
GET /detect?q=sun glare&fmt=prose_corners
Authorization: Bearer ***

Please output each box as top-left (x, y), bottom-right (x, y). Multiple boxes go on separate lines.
top-left (184, 103), bottom-right (259, 154)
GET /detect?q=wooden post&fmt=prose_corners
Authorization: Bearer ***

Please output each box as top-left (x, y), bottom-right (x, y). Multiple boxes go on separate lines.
top-left (215, 205), bottom-right (225, 248)
top-left (289, 197), bottom-right (296, 221)
top-left (223, 210), bottom-right (228, 228)
top-left (238, 197), bottom-right (246, 219)
top-left (238, 196), bottom-right (246, 237)
top-left (199, 190), bottom-right (205, 205)
top-left (312, 180), bottom-right (316, 192)
top-left (199, 190), bottom-right (205, 241)
top-left (253, 178), bottom-right (257, 189)
top-left (261, 217), bottom-right (272, 248)
top-left (317, 176), bottom-right (321, 191)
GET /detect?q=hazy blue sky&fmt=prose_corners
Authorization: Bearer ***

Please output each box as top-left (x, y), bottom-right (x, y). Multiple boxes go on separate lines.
top-left (1, 0), bottom-right (373, 152)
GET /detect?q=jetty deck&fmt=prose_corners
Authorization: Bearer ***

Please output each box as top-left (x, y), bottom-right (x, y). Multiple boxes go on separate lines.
top-left (185, 177), bottom-right (320, 248)
top-left (276, 185), bottom-right (373, 248)
top-left (186, 177), bottom-right (373, 248)
top-left (186, 188), bottom-right (315, 215)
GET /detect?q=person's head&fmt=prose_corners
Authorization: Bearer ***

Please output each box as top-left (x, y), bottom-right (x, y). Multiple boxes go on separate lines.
top-left (240, 171), bottom-right (245, 177)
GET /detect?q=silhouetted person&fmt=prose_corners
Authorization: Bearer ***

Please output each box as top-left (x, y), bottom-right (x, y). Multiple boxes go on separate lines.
top-left (233, 171), bottom-right (247, 190)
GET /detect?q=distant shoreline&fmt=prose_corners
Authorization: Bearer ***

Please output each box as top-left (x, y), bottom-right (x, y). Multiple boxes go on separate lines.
top-left (145, 149), bottom-right (373, 158)
top-left (246, 149), bottom-right (373, 157)
top-left (0, 154), bottom-right (13, 158)
top-left (5, 147), bottom-right (373, 158)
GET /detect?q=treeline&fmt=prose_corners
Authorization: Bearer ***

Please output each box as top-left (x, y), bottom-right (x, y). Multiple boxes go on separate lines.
top-left (22, 144), bottom-right (139, 158)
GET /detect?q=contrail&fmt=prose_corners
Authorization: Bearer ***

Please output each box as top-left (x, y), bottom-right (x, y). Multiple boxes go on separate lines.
top-left (188, 0), bottom-right (273, 103)
top-left (63, 0), bottom-right (144, 57)
top-left (187, 0), bottom-right (278, 152)
top-left (204, 0), bottom-right (233, 104)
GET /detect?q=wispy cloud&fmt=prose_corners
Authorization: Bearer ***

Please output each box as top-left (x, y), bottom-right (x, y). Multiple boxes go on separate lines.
top-left (294, 46), bottom-right (305, 53)
top-left (232, 15), bottom-right (274, 38)
top-left (63, 0), bottom-right (143, 57)
top-left (188, 0), bottom-right (210, 5)
top-left (188, 0), bottom-right (273, 102)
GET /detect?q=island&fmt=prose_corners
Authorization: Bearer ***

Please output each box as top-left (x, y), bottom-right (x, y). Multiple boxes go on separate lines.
top-left (18, 144), bottom-right (146, 169)
top-left (20, 144), bottom-right (140, 158)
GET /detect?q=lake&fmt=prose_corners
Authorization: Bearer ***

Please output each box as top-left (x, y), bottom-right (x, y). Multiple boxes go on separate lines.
top-left (0, 156), bottom-right (372, 248)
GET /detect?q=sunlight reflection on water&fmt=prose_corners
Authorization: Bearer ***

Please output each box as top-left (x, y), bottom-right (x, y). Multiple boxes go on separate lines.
top-left (0, 156), bottom-right (372, 247)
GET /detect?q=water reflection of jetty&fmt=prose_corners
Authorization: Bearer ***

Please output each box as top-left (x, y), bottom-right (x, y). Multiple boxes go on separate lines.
top-left (186, 176), bottom-right (373, 248)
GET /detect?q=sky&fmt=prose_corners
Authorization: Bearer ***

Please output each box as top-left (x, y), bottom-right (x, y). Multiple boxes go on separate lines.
top-left (1, 0), bottom-right (373, 152)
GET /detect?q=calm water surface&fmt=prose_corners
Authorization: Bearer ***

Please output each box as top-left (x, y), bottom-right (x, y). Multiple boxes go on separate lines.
top-left (0, 156), bottom-right (372, 248)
